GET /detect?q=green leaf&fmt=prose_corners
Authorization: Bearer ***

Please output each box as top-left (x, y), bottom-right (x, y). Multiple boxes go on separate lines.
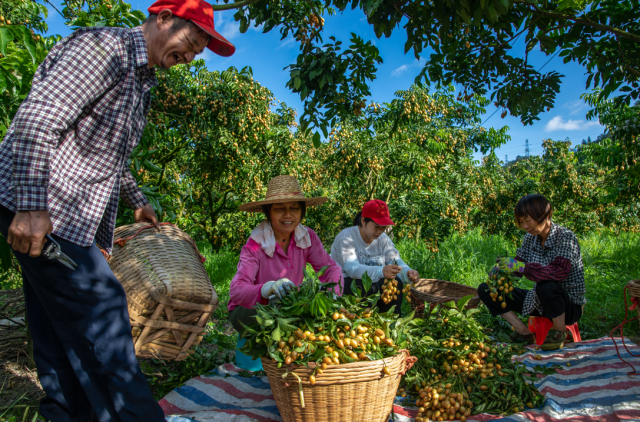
top-left (0, 27), bottom-right (14, 57)
top-left (457, 295), bottom-right (473, 311)
top-left (271, 325), bottom-right (281, 342)
top-left (312, 132), bottom-right (321, 148)
top-left (361, 272), bottom-right (373, 295)
top-left (255, 316), bottom-right (275, 327)
top-left (142, 160), bottom-right (163, 172)
top-left (277, 317), bottom-right (299, 332)
top-left (294, 77), bottom-right (301, 90)
top-left (238, 320), bottom-right (258, 336)
top-left (14, 26), bottom-right (37, 64)
top-left (239, 17), bottom-right (249, 33)
top-left (350, 278), bottom-right (362, 298)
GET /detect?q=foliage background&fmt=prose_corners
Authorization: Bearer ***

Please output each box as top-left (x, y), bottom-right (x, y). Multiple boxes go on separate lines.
top-left (0, 0), bottom-right (639, 283)
top-left (0, 2), bottom-right (638, 418)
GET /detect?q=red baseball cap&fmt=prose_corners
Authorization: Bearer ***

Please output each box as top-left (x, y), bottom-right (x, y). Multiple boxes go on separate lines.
top-left (362, 200), bottom-right (395, 226)
top-left (148, 0), bottom-right (236, 57)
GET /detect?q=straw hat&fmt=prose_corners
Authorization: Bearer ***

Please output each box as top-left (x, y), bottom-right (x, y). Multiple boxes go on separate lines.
top-left (239, 175), bottom-right (329, 212)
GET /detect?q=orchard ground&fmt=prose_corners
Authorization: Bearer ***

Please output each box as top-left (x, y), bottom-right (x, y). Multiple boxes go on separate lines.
top-left (1, 228), bottom-right (638, 420)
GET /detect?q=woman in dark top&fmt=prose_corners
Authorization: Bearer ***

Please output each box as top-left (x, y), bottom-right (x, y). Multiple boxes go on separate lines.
top-left (477, 194), bottom-right (586, 350)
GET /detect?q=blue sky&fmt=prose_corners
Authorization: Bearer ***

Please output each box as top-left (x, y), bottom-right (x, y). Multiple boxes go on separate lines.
top-left (43, 1), bottom-right (605, 162)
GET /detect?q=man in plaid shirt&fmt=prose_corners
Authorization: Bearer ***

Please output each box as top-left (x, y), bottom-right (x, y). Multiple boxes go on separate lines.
top-left (0, 0), bottom-right (235, 420)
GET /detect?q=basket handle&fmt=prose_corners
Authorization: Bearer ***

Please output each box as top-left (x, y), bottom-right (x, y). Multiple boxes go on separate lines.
top-left (397, 349), bottom-right (418, 377)
top-left (114, 222), bottom-right (206, 263)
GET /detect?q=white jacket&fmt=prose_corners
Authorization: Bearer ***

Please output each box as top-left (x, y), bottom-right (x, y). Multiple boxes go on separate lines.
top-left (330, 226), bottom-right (412, 283)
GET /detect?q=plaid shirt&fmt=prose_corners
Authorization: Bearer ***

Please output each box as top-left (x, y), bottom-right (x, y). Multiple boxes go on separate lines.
top-left (516, 222), bottom-right (587, 315)
top-left (0, 26), bottom-right (156, 253)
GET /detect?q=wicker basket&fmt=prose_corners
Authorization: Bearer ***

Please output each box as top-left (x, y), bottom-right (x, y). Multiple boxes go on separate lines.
top-left (261, 350), bottom-right (416, 422)
top-left (628, 280), bottom-right (640, 329)
top-left (108, 223), bottom-right (218, 361)
top-left (410, 278), bottom-right (480, 319)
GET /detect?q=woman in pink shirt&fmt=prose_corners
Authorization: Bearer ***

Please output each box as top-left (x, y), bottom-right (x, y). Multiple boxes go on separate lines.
top-left (228, 175), bottom-right (343, 334)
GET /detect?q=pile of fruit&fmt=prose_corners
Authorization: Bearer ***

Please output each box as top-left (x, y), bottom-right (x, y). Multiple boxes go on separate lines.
top-left (240, 267), bottom-right (551, 420)
top-left (239, 272), bottom-right (412, 382)
top-left (398, 297), bottom-right (550, 420)
top-left (381, 278), bottom-right (414, 304)
top-left (484, 270), bottom-right (519, 309)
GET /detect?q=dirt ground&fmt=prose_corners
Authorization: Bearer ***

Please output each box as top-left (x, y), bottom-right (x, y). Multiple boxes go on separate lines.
top-left (0, 288), bottom-right (236, 416)
top-left (0, 289), bottom-right (43, 416)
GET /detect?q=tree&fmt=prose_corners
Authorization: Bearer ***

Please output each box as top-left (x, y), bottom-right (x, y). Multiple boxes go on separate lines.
top-left (217, 0), bottom-right (640, 130)
top-left (580, 89), bottom-right (640, 203)
top-left (0, 0), bottom-right (56, 137)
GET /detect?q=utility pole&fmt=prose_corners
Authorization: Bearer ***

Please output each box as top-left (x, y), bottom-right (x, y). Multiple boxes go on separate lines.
top-left (505, 155), bottom-right (508, 163)
top-left (525, 139), bottom-right (530, 158)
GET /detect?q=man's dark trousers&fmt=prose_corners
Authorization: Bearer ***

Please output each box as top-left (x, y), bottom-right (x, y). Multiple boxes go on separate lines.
top-left (0, 206), bottom-right (164, 422)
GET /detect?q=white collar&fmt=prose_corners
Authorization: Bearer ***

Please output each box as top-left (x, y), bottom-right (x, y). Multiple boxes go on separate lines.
top-left (250, 220), bottom-right (311, 257)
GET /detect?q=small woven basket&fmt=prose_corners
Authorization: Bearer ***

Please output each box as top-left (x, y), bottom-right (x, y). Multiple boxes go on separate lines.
top-left (108, 223), bottom-right (218, 361)
top-left (628, 280), bottom-right (640, 329)
top-left (410, 278), bottom-right (480, 319)
top-left (262, 350), bottom-right (416, 422)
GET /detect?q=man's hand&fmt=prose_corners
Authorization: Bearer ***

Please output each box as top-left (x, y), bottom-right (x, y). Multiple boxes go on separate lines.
top-left (134, 203), bottom-right (160, 230)
top-left (406, 270), bottom-right (420, 282)
top-left (383, 264), bottom-right (402, 280)
top-left (7, 210), bottom-right (53, 257)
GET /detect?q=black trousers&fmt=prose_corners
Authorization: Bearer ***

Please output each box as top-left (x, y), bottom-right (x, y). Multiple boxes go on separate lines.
top-left (0, 206), bottom-right (164, 422)
top-left (477, 280), bottom-right (582, 325)
top-left (343, 276), bottom-right (403, 315)
top-left (229, 305), bottom-right (257, 334)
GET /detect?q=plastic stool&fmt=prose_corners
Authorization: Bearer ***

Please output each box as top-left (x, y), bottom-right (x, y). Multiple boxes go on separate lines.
top-left (235, 337), bottom-right (263, 371)
top-left (527, 316), bottom-right (581, 346)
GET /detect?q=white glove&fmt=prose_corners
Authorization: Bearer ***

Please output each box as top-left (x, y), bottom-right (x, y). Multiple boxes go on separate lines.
top-left (261, 278), bottom-right (296, 300)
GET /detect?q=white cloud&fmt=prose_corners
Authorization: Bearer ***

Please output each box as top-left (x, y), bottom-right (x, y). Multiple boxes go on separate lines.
top-left (544, 116), bottom-right (601, 132)
top-left (199, 49), bottom-right (214, 62)
top-left (392, 64), bottom-right (409, 77)
top-left (276, 37), bottom-right (296, 50)
top-left (564, 99), bottom-right (588, 116)
top-left (391, 58), bottom-right (426, 77)
top-left (215, 12), bottom-right (241, 41)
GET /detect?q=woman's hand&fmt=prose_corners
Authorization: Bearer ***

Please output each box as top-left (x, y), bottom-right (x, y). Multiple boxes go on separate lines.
top-left (261, 278), bottom-right (296, 300)
top-left (487, 264), bottom-right (500, 278)
top-left (406, 270), bottom-right (420, 282)
top-left (496, 257), bottom-right (526, 274)
top-left (383, 264), bottom-right (402, 280)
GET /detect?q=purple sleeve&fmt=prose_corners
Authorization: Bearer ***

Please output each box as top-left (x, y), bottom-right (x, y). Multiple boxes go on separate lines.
top-left (229, 242), bottom-right (267, 309)
top-left (523, 256), bottom-right (572, 283)
top-left (307, 229), bottom-right (344, 295)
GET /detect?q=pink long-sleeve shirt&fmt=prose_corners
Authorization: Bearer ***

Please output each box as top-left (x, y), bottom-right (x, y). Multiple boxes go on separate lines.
top-left (227, 228), bottom-right (343, 312)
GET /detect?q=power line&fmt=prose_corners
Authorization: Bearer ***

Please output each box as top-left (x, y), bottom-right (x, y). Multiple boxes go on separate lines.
top-left (478, 46), bottom-right (562, 128)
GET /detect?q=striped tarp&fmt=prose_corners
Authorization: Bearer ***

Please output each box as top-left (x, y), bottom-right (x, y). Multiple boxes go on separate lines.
top-left (162, 337), bottom-right (640, 422)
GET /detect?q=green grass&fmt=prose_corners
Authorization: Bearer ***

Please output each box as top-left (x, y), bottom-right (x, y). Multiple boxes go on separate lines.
top-left (396, 228), bottom-right (640, 339)
top-left (197, 242), bottom-right (238, 321)
top-left (3, 230), bottom-right (637, 405)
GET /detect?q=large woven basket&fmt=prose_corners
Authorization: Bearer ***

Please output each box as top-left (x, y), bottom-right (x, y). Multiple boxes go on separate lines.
top-left (410, 278), bottom-right (480, 319)
top-left (261, 350), bottom-right (416, 422)
top-left (628, 280), bottom-right (640, 329)
top-left (108, 222), bottom-right (218, 361)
